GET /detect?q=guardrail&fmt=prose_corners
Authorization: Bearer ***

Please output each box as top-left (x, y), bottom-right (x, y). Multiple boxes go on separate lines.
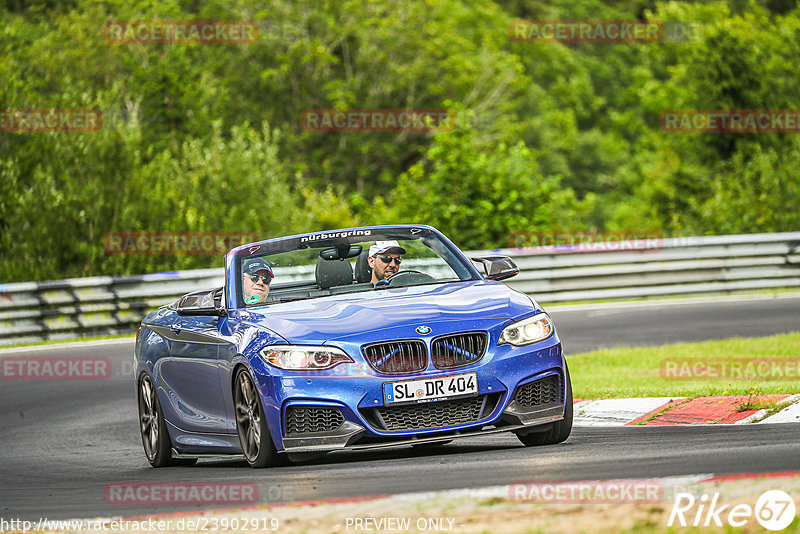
top-left (486, 232), bottom-right (800, 303)
top-left (0, 269), bottom-right (223, 346)
top-left (1, 232), bottom-right (798, 346)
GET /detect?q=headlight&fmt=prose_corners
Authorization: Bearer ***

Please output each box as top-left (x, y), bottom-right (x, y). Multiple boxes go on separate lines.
top-left (259, 345), bottom-right (354, 370)
top-left (498, 313), bottom-right (554, 346)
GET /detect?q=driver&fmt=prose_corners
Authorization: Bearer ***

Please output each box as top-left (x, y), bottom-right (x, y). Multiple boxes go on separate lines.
top-left (242, 257), bottom-right (274, 305)
top-left (368, 240), bottom-right (406, 285)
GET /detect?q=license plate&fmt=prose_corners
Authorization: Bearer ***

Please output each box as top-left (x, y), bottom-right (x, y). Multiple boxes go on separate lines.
top-left (383, 372), bottom-right (478, 404)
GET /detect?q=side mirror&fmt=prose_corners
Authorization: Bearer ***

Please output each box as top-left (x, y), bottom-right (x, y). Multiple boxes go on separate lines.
top-left (471, 256), bottom-right (519, 281)
top-left (176, 288), bottom-right (227, 317)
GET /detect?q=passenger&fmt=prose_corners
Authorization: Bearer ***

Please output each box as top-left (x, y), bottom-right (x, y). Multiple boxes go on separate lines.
top-left (242, 257), bottom-right (273, 304)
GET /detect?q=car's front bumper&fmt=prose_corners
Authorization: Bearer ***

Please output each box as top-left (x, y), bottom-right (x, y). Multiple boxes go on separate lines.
top-left (250, 333), bottom-right (567, 453)
top-left (280, 417), bottom-right (563, 454)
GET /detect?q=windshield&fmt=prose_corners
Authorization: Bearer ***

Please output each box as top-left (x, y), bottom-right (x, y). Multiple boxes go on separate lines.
top-left (234, 227), bottom-right (478, 307)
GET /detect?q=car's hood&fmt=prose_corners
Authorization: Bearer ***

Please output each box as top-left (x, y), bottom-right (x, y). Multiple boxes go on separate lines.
top-left (238, 280), bottom-right (537, 344)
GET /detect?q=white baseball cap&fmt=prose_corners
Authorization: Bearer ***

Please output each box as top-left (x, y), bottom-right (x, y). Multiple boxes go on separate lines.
top-left (369, 240), bottom-right (407, 256)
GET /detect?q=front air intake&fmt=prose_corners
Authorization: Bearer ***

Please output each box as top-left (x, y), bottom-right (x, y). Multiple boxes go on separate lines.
top-left (362, 340), bottom-right (428, 374)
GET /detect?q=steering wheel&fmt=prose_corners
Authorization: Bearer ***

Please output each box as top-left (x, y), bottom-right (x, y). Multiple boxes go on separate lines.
top-left (384, 270), bottom-right (436, 287)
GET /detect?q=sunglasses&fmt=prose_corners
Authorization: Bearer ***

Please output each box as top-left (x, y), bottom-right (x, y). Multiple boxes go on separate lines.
top-left (247, 274), bottom-right (272, 284)
top-left (377, 255), bottom-right (402, 265)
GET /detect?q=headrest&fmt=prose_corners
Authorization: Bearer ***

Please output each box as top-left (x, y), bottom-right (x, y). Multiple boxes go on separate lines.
top-left (354, 249), bottom-right (372, 283)
top-left (315, 256), bottom-right (353, 289)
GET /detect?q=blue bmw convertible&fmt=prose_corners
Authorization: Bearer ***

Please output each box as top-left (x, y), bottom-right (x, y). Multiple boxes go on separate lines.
top-left (134, 225), bottom-right (572, 467)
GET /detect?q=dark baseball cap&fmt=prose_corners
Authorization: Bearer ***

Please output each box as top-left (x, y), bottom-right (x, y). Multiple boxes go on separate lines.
top-left (242, 258), bottom-right (274, 278)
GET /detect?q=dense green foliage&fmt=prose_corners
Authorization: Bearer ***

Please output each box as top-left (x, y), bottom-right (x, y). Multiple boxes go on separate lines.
top-left (1, 0), bottom-right (798, 281)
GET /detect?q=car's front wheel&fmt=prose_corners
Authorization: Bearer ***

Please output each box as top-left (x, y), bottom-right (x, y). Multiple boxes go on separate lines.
top-left (234, 367), bottom-right (280, 468)
top-left (516, 363), bottom-right (573, 447)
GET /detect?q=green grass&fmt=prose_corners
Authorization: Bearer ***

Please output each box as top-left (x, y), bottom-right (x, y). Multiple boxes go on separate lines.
top-left (569, 332), bottom-right (800, 398)
top-left (736, 397), bottom-right (780, 411)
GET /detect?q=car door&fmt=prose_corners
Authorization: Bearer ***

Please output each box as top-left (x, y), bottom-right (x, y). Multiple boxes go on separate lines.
top-left (146, 294), bottom-right (232, 435)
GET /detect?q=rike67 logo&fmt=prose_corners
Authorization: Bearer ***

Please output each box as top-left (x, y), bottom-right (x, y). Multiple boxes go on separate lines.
top-left (669, 490), bottom-right (796, 530)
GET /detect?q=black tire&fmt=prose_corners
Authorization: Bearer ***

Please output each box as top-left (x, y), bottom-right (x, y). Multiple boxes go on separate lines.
top-left (234, 368), bottom-right (280, 468)
top-left (517, 363), bottom-right (573, 446)
top-left (138, 375), bottom-right (176, 467)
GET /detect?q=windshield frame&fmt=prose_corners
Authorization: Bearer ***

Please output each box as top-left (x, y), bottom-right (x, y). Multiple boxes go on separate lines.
top-left (224, 225), bottom-right (483, 309)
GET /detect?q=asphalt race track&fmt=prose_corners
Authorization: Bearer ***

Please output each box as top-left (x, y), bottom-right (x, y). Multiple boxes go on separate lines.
top-left (548, 293), bottom-right (800, 354)
top-left (1, 294), bottom-right (799, 520)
